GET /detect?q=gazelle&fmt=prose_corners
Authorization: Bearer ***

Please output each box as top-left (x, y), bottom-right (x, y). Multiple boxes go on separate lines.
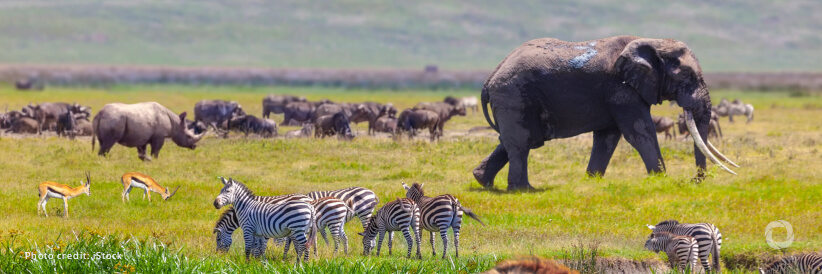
top-left (37, 171), bottom-right (91, 217)
top-left (121, 172), bottom-right (179, 203)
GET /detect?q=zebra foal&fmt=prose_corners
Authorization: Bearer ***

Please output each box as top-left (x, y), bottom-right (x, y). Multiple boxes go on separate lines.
top-left (359, 198), bottom-right (422, 259)
top-left (645, 232), bottom-right (699, 273)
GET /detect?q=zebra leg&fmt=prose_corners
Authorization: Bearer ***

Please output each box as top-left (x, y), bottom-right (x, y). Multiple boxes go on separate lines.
top-left (414, 222), bottom-right (422, 259)
top-left (242, 226), bottom-right (255, 261)
top-left (453, 227), bottom-right (460, 258)
top-left (429, 231), bottom-right (436, 257)
top-left (402, 227), bottom-right (413, 258)
top-left (339, 225), bottom-right (348, 255)
top-left (439, 227), bottom-right (449, 259)
top-left (376, 229), bottom-right (386, 256)
top-left (327, 223), bottom-right (340, 255)
top-left (283, 237), bottom-right (292, 260)
top-left (388, 231), bottom-right (394, 256)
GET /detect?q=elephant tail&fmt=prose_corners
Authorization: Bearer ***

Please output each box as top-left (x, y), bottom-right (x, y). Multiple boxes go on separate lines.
top-left (481, 86), bottom-right (499, 133)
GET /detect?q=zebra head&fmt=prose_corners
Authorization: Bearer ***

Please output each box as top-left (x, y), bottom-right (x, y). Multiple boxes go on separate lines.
top-left (644, 232), bottom-right (673, 253)
top-left (214, 177), bottom-right (248, 209)
top-left (214, 208), bottom-right (236, 252)
top-left (401, 182), bottom-right (424, 201)
top-left (358, 215), bottom-right (379, 256)
top-left (214, 227), bottom-right (232, 252)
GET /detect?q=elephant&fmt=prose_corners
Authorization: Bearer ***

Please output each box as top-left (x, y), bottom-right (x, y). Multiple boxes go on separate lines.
top-left (473, 36), bottom-right (739, 190)
top-left (395, 109), bottom-right (441, 142)
top-left (92, 102), bottom-right (204, 161)
top-left (652, 116), bottom-right (676, 140)
top-left (262, 94), bottom-right (306, 118)
top-left (285, 123), bottom-right (313, 139)
top-left (713, 98), bottom-right (754, 124)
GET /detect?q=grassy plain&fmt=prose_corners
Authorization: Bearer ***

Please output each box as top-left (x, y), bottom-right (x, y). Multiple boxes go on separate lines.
top-left (0, 85), bottom-right (820, 273)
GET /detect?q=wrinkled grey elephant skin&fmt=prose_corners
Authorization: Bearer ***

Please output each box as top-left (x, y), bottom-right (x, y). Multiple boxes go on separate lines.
top-left (475, 36), bottom-right (719, 191)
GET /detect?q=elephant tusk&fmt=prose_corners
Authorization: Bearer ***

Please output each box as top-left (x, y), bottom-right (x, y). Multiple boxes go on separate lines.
top-left (707, 140), bottom-right (740, 168)
top-left (685, 111), bottom-right (737, 175)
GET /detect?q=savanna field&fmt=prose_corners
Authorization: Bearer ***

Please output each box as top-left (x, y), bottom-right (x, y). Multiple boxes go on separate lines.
top-left (0, 85), bottom-right (820, 273)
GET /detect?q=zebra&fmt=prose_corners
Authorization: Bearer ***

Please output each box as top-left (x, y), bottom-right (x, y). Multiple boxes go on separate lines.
top-left (359, 198), bottom-right (422, 259)
top-left (645, 232), bottom-right (699, 273)
top-left (648, 220), bottom-right (722, 272)
top-left (306, 187), bottom-right (379, 230)
top-left (213, 193), bottom-right (311, 254)
top-left (760, 253), bottom-right (822, 274)
top-left (283, 197), bottom-right (355, 256)
top-left (401, 182), bottom-right (485, 259)
top-left (213, 177), bottom-right (316, 264)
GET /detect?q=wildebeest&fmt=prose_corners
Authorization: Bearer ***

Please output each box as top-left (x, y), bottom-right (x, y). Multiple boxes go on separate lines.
top-left (373, 115), bottom-right (397, 134)
top-left (262, 94), bottom-right (306, 118)
top-left (444, 96), bottom-right (479, 114)
top-left (396, 109), bottom-right (441, 142)
top-left (412, 102), bottom-right (465, 133)
top-left (285, 123), bottom-right (313, 139)
top-left (185, 119), bottom-right (208, 135)
top-left (92, 102), bottom-right (204, 161)
top-left (74, 119), bottom-right (93, 136)
top-left (56, 111), bottom-right (77, 139)
top-left (28, 102), bottom-right (90, 135)
top-left (193, 100), bottom-right (245, 135)
top-left (349, 102), bottom-right (386, 135)
top-left (713, 98), bottom-right (754, 124)
top-left (314, 112), bottom-right (354, 139)
top-left (4, 116), bottom-right (39, 134)
top-left (15, 78), bottom-right (44, 91)
top-left (227, 115), bottom-right (278, 138)
top-left (312, 103), bottom-right (356, 122)
top-left (652, 116), bottom-right (676, 140)
top-left (283, 101), bottom-right (322, 126)
top-left (379, 103), bottom-right (398, 118)
top-left (678, 111), bottom-right (722, 140)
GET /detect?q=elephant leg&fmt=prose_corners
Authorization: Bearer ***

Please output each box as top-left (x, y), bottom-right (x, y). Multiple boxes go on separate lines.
top-left (137, 145), bottom-right (151, 161)
top-left (501, 134), bottom-right (533, 190)
top-left (150, 138), bottom-right (165, 159)
top-left (473, 144), bottom-right (509, 188)
top-left (615, 111), bottom-right (665, 174)
top-left (586, 127), bottom-right (622, 177)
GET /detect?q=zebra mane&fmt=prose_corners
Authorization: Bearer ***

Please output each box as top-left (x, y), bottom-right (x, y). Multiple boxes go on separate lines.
top-left (411, 183), bottom-right (424, 196)
top-left (656, 219), bottom-right (680, 226)
top-left (214, 207), bottom-right (235, 233)
top-left (228, 179), bottom-right (255, 198)
top-left (652, 231), bottom-right (677, 239)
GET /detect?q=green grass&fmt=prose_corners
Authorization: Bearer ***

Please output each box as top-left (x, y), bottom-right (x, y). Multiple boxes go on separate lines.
top-left (0, 1), bottom-right (820, 71)
top-left (0, 85), bottom-right (821, 273)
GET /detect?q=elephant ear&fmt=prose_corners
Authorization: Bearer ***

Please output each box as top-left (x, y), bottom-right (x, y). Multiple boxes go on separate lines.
top-left (615, 39), bottom-right (664, 106)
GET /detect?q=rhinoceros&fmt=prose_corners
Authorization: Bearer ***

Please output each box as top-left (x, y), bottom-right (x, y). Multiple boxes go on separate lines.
top-left (92, 102), bottom-right (204, 161)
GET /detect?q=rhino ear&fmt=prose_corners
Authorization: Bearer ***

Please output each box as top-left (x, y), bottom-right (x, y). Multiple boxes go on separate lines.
top-left (178, 112), bottom-right (188, 123)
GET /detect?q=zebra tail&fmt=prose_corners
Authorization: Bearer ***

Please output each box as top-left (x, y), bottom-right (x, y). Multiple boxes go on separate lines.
top-left (712, 232), bottom-right (721, 273)
top-left (460, 205), bottom-right (485, 226)
top-left (307, 215), bottom-right (318, 249)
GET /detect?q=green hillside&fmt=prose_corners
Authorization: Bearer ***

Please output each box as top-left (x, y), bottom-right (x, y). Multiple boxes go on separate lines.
top-left (0, 0), bottom-right (819, 71)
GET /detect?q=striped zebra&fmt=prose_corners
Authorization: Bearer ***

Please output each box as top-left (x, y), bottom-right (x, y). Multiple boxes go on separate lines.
top-left (306, 187), bottom-right (379, 230)
top-left (648, 220), bottom-right (722, 272)
top-left (760, 254), bottom-right (822, 274)
top-left (402, 182), bottom-right (485, 259)
top-left (213, 177), bottom-right (316, 263)
top-left (645, 232), bottom-right (699, 273)
top-left (359, 198), bottom-right (422, 258)
top-left (213, 193), bottom-right (311, 254)
top-left (283, 197), bottom-right (355, 256)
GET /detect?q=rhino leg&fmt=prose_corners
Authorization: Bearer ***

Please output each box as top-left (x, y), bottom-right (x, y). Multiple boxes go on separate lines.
top-left (137, 145), bottom-right (151, 161)
top-left (150, 138), bottom-right (165, 159)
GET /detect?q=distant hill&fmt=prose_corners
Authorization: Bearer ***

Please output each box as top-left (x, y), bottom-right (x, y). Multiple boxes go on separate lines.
top-left (0, 0), bottom-right (819, 72)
